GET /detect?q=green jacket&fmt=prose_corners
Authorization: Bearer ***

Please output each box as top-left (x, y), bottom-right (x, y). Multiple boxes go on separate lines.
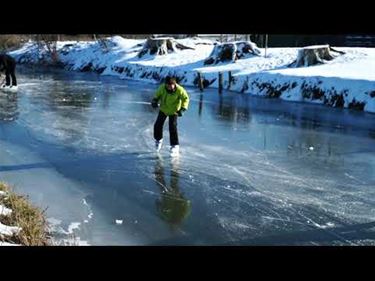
top-left (154, 83), bottom-right (189, 116)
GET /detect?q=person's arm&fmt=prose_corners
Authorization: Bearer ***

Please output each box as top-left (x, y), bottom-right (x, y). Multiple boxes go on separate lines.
top-left (177, 88), bottom-right (189, 116)
top-left (180, 88), bottom-right (189, 111)
top-left (151, 84), bottom-right (164, 108)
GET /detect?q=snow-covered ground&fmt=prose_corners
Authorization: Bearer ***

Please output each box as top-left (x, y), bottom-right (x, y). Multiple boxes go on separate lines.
top-left (9, 36), bottom-right (375, 113)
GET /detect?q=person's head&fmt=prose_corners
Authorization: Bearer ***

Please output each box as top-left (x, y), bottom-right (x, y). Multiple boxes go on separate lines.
top-left (165, 76), bottom-right (177, 93)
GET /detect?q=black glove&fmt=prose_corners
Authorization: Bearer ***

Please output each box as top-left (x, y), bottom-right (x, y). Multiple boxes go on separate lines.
top-left (151, 98), bottom-right (159, 108)
top-left (177, 108), bottom-right (186, 117)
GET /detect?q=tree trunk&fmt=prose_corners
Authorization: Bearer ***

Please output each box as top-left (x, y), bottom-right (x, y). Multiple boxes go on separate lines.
top-left (204, 41), bottom-right (261, 65)
top-left (295, 45), bottom-right (335, 67)
top-left (138, 37), bottom-right (195, 58)
top-left (36, 34), bottom-right (59, 64)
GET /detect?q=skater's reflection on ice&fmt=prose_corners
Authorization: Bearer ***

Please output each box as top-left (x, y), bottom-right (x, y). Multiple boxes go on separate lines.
top-left (153, 156), bottom-right (191, 231)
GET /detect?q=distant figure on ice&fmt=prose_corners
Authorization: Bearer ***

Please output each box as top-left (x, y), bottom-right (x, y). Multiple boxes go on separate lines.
top-left (0, 54), bottom-right (17, 89)
top-left (151, 76), bottom-right (189, 156)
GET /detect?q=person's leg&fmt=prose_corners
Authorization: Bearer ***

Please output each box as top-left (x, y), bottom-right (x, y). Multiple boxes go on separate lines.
top-left (169, 115), bottom-right (179, 146)
top-left (154, 111), bottom-right (167, 141)
top-left (10, 64), bottom-right (16, 86)
top-left (5, 70), bottom-right (10, 86)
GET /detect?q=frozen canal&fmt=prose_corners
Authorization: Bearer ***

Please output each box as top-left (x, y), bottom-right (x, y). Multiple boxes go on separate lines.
top-left (0, 66), bottom-right (375, 245)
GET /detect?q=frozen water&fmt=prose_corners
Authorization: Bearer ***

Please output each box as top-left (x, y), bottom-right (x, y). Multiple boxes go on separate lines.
top-left (0, 65), bottom-right (374, 245)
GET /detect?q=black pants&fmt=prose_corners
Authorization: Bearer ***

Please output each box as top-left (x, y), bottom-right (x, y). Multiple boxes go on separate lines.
top-left (154, 111), bottom-right (179, 146)
top-left (5, 64), bottom-right (17, 86)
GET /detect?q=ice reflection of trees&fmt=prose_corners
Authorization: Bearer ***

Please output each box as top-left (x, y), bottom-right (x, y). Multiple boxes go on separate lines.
top-left (203, 93), bottom-right (252, 126)
top-left (217, 94), bottom-right (252, 125)
top-left (284, 107), bottom-right (346, 164)
top-left (49, 80), bottom-right (94, 107)
top-left (40, 81), bottom-right (94, 146)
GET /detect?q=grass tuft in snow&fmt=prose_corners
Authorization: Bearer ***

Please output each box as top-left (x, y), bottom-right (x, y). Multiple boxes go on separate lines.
top-left (0, 182), bottom-right (50, 246)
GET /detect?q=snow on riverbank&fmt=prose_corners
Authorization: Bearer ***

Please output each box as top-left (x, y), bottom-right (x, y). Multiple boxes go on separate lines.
top-left (10, 36), bottom-right (375, 113)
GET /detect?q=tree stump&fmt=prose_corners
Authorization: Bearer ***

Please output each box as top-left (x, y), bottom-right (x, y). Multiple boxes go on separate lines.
top-left (138, 37), bottom-right (195, 58)
top-left (294, 45), bottom-right (339, 67)
top-left (204, 41), bottom-right (261, 65)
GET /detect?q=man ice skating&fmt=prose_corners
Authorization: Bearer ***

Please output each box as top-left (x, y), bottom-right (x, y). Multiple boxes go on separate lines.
top-left (0, 54), bottom-right (17, 89)
top-left (151, 76), bottom-right (189, 155)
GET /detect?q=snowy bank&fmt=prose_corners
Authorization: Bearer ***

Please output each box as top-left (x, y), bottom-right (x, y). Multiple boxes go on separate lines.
top-left (10, 36), bottom-right (375, 113)
top-left (0, 183), bottom-right (49, 246)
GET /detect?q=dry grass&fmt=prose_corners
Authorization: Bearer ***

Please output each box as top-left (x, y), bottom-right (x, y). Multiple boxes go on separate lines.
top-left (0, 35), bottom-right (30, 51)
top-left (0, 182), bottom-right (50, 246)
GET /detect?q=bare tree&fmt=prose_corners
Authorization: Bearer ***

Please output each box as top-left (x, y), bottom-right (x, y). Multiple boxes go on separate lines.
top-left (34, 34), bottom-right (59, 64)
top-left (92, 34), bottom-right (110, 53)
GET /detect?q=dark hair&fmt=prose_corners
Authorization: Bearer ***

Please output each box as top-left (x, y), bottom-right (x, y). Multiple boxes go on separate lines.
top-left (165, 76), bottom-right (176, 85)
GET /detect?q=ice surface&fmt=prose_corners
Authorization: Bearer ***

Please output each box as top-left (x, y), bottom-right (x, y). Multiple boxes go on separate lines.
top-left (0, 66), bottom-right (374, 245)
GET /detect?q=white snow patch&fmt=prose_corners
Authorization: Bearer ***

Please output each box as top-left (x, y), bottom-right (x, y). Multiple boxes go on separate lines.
top-left (0, 222), bottom-right (21, 236)
top-left (67, 222), bottom-right (81, 234)
top-left (47, 217), bottom-right (62, 226)
top-left (0, 242), bottom-right (21, 246)
top-left (59, 237), bottom-right (90, 246)
top-left (316, 222), bottom-right (336, 229)
top-left (82, 198), bottom-right (94, 220)
top-left (0, 205), bottom-right (12, 216)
